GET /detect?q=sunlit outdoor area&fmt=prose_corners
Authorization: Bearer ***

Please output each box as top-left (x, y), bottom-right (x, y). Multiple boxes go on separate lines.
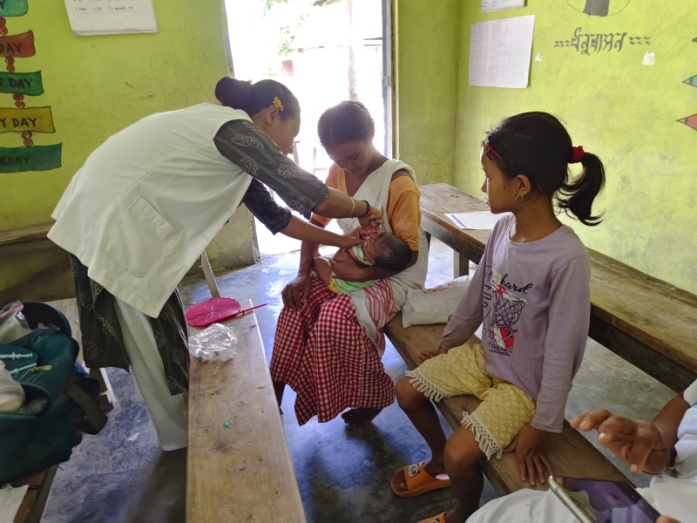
top-left (226, 0), bottom-right (388, 253)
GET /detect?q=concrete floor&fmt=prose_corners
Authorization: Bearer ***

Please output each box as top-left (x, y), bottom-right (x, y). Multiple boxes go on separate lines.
top-left (41, 237), bottom-right (675, 523)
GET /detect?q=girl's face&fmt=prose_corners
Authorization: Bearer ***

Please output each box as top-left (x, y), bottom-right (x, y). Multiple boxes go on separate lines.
top-left (480, 148), bottom-right (518, 214)
top-left (324, 140), bottom-right (374, 177)
top-left (266, 114), bottom-right (301, 155)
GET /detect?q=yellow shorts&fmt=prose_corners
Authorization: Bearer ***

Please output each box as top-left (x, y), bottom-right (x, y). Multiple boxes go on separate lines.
top-left (406, 343), bottom-right (535, 459)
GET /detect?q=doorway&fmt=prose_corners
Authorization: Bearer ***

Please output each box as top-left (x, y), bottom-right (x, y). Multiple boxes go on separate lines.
top-left (225, 0), bottom-right (393, 255)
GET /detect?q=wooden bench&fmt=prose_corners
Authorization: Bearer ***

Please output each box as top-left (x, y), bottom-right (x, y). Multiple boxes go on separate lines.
top-left (384, 315), bottom-right (631, 495)
top-left (187, 298), bottom-right (306, 523)
top-left (10, 466), bottom-right (58, 523)
top-left (419, 183), bottom-right (697, 392)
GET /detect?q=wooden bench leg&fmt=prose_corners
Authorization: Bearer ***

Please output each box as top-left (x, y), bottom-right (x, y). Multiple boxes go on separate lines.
top-left (87, 367), bottom-right (116, 412)
top-left (199, 251), bottom-right (221, 299)
top-left (454, 251), bottom-right (469, 278)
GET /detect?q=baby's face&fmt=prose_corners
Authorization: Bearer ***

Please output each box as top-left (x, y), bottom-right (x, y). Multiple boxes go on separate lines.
top-left (361, 233), bottom-right (388, 262)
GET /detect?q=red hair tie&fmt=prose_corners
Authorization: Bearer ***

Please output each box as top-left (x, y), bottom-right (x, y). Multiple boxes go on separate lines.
top-left (570, 145), bottom-right (585, 164)
top-left (486, 142), bottom-right (504, 163)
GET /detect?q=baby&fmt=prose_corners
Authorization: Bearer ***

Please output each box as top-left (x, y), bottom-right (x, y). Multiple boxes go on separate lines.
top-left (313, 231), bottom-right (412, 294)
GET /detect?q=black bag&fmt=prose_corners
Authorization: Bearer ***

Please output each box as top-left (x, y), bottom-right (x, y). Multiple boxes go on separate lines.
top-left (0, 301), bottom-right (107, 484)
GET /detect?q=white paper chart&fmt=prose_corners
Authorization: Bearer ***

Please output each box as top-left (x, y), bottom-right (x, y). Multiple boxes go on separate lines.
top-left (468, 15), bottom-right (535, 89)
top-left (446, 211), bottom-right (503, 230)
top-left (63, 0), bottom-right (157, 35)
top-left (482, 0), bottom-right (526, 12)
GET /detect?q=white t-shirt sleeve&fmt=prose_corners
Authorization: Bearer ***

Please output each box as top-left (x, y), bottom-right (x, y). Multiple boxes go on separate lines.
top-left (683, 378), bottom-right (697, 406)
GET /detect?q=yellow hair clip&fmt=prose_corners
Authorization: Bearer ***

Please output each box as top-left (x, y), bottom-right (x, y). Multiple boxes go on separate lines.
top-left (273, 96), bottom-right (284, 111)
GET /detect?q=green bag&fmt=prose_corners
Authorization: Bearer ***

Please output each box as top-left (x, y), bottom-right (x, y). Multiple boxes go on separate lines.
top-left (0, 302), bottom-right (107, 484)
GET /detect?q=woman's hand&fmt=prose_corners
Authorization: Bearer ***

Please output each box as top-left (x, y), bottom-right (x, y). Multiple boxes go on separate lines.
top-left (419, 347), bottom-right (447, 361)
top-left (571, 409), bottom-right (669, 475)
top-left (329, 255), bottom-right (369, 281)
top-left (358, 205), bottom-right (382, 229)
top-left (505, 425), bottom-right (553, 487)
top-left (335, 234), bottom-right (362, 250)
top-left (281, 274), bottom-right (312, 310)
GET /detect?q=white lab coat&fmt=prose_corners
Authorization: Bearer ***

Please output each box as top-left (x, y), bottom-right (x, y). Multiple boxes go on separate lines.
top-left (49, 103), bottom-right (253, 317)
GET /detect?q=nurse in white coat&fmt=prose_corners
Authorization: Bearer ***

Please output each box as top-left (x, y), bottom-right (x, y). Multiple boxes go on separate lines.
top-left (48, 77), bottom-right (381, 450)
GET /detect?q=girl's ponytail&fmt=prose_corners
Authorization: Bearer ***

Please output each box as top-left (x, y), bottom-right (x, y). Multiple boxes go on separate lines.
top-left (557, 151), bottom-right (605, 226)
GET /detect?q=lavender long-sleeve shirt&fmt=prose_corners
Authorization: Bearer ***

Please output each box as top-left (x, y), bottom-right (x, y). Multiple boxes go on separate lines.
top-left (440, 214), bottom-right (590, 432)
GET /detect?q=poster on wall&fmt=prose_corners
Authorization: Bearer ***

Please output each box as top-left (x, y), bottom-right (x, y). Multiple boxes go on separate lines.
top-left (63, 0), bottom-right (157, 35)
top-left (482, 0), bottom-right (526, 13)
top-left (469, 15), bottom-right (535, 88)
top-left (0, 0), bottom-right (62, 173)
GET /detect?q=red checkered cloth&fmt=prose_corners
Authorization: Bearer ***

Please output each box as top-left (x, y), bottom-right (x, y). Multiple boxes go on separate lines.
top-left (270, 276), bottom-right (396, 425)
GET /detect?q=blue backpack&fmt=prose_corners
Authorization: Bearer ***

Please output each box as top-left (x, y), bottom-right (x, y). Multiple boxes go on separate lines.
top-left (0, 302), bottom-right (107, 484)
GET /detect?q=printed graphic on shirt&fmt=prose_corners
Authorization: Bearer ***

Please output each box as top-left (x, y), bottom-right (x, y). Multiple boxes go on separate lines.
top-left (483, 268), bottom-right (530, 356)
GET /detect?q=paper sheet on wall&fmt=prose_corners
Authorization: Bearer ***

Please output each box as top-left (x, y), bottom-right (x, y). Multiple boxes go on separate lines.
top-left (468, 15), bottom-right (535, 88)
top-left (63, 0), bottom-right (157, 35)
top-left (482, 0), bottom-right (526, 12)
top-left (446, 211), bottom-right (502, 230)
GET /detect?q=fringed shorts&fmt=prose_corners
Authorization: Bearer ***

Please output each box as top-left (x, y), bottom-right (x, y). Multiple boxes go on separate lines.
top-left (406, 343), bottom-right (535, 459)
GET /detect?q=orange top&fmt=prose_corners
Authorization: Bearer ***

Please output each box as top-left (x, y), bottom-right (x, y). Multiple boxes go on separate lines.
top-left (312, 164), bottom-right (421, 251)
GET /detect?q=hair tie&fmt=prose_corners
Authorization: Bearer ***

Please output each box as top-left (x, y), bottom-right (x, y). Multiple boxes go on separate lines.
top-left (273, 96), bottom-right (284, 111)
top-left (570, 145), bottom-right (585, 164)
top-left (486, 142), bottom-right (505, 163)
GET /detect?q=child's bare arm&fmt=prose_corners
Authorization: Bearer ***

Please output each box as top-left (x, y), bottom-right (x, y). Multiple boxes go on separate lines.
top-left (312, 256), bottom-right (334, 287)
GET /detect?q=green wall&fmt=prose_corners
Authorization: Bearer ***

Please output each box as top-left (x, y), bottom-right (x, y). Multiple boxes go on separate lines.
top-left (394, 0), bottom-right (461, 185)
top-left (397, 0), bottom-right (697, 294)
top-left (0, 0), bottom-right (255, 299)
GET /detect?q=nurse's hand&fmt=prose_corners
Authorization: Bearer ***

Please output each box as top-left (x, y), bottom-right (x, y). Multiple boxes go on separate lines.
top-left (358, 205), bottom-right (382, 229)
top-left (335, 234), bottom-right (362, 250)
top-left (282, 274), bottom-right (312, 310)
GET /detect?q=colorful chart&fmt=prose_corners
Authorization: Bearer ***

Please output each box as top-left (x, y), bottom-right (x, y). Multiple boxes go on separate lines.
top-left (0, 1), bottom-right (62, 173)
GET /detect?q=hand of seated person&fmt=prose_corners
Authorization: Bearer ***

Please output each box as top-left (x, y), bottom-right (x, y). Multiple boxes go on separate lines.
top-left (571, 409), bottom-right (670, 475)
top-left (329, 252), bottom-right (370, 282)
top-left (282, 273), bottom-right (313, 310)
top-left (419, 346), bottom-right (447, 361)
top-left (505, 425), bottom-right (553, 487)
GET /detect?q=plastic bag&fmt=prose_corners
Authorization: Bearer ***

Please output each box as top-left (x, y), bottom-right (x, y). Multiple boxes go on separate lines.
top-left (0, 302), bottom-right (32, 344)
top-left (401, 276), bottom-right (470, 328)
top-left (0, 360), bottom-right (24, 413)
top-left (188, 323), bottom-right (237, 363)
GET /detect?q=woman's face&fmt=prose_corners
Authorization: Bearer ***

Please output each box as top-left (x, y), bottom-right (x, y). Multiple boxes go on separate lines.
top-left (266, 115), bottom-right (301, 155)
top-left (324, 140), bottom-right (374, 177)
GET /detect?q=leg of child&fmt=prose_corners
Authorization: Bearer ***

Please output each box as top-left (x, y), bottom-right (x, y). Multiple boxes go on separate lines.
top-left (443, 425), bottom-right (486, 522)
top-left (395, 376), bottom-right (449, 480)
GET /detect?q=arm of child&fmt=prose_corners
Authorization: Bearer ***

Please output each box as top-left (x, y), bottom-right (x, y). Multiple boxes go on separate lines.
top-left (312, 256), bottom-right (334, 287)
top-left (437, 253), bottom-right (486, 352)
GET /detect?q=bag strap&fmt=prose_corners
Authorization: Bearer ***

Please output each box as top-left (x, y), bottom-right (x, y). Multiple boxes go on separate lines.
top-left (65, 379), bottom-right (108, 435)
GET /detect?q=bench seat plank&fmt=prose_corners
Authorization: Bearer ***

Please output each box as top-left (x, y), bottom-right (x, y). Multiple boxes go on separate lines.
top-left (0, 223), bottom-right (55, 257)
top-left (385, 314), bottom-right (631, 495)
top-left (187, 299), bottom-right (306, 523)
top-left (419, 183), bottom-right (697, 390)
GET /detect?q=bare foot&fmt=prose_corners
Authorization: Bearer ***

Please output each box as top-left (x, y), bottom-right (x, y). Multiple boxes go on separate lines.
top-left (341, 407), bottom-right (382, 427)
